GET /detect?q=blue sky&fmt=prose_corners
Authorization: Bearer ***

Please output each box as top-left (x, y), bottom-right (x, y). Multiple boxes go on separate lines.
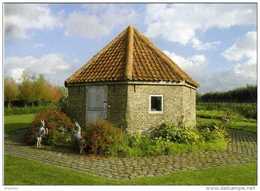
top-left (4, 3), bottom-right (257, 93)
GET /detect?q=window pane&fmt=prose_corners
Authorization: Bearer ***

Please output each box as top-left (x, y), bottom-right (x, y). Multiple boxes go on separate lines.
top-left (151, 96), bottom-right (162, 111)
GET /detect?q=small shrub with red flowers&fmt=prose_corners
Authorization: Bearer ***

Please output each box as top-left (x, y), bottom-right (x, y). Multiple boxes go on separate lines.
top-left (24, 109), bottom-right (75, 146)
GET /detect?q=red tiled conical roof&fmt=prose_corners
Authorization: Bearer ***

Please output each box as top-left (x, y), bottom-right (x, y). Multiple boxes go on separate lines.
top-left (65, 25), bottom-right (198, 87)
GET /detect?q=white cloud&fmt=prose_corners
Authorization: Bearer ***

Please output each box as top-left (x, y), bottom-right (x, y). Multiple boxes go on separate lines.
top-left (223, 31), bottom-right (256, 80)
top-left (197, 31), bottom-right (257, 92)
top-left (191, 38), bottom-right (220, 50)
top-left (145, 4), bottom-right (256, 48)
top-left (4, 4), bottom-right (61, 39)
top-left (8, 68), bottom-right (25, 83)
top-left (163, 50), bottom-right (207, 81)
top-left (5, 54), bottom-right (71, 84)
top-left (64, 5), bottom-right (138, 38)
top-left (200, 66), bottom-right (256, 93)
top-left (223, 31), bottom-right (256, 61)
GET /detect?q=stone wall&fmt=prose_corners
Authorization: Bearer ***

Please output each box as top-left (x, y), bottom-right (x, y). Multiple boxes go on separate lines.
top-left (67, 86), bottom-right (86, 127)
top-left (182, 86), bottom-right (196, 127)
top-left (67, 83), bottom-right (196, 133)
top-left (107, 85), bottom-right (128, 129)
top-left (126, 84), bottom-right (196, 133)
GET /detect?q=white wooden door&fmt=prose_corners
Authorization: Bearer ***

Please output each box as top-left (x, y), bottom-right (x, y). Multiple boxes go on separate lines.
top-left (86, 86), bottom-right (107, 123)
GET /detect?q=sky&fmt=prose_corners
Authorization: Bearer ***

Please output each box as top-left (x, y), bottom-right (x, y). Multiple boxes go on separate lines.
top-left (4, 3), bottom-right (257, 93)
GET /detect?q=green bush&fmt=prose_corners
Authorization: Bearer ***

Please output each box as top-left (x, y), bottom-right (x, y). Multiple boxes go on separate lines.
top-left (103, 121), bottom-right (229, 157)
top-left (197, 122), bottom-right (227, 142)
top-left (84, 120), bottom-right (125, 155)
top-left (24, 109), bottom-right (75, 146)
top-left (105, 121), bottom-right (228, 157)
top-left (150, 123), bottom-right (201, 144)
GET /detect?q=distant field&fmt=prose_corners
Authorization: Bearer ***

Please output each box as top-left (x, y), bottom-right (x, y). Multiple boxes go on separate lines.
top-left (197, 102), bottom-right (256, 119)
top-left (197, 103), bottom-right (257, 133)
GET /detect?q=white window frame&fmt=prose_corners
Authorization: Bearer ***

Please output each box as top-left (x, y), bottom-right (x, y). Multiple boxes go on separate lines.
top-left (149, 95), bottom-right (164, 114)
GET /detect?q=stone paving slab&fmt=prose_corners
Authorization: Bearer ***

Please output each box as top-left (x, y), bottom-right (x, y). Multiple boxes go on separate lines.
top-left (4, 130), bottom-right (257, 179)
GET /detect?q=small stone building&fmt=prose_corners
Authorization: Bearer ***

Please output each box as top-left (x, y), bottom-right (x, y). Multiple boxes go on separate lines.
top-left (65, 25), bottom-right (199, 133)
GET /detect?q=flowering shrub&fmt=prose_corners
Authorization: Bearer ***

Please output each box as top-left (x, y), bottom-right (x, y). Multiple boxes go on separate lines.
top-left (150, 123), bottom-right (201, 144)
top-left (84, 120), bottom-right (124, 155)
top-left (24, 109), bottom-right (75, 146)
top-left (86, 121), bottom-right (227, 157)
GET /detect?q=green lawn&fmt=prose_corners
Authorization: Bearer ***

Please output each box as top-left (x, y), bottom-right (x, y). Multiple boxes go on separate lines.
top-left (4, 112), bottom-right (257, 185)
top-left (4, 155), bottom-right (256, 185)
top-left (4, 114), bottom-right (35, 135)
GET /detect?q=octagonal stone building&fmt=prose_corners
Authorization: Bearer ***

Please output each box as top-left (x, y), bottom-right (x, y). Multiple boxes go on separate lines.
top-left (65, 25), bottom-right (199, 133)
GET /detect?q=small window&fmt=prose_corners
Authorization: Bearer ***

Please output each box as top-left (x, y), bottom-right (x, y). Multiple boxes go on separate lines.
top-left (149, 95), bottom-right (163, 113)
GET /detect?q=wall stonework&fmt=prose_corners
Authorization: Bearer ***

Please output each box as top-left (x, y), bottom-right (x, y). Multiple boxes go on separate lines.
top-left (67, 86), bottom-right (86, 127)
top-left (126, 84), bottom-right (196, 133)
top-left (107, 85), bottom-right (128, 129)
top-left (67, 83), bottom-right (196, 133)
top-left (182, 86), bottom-right (196, 127)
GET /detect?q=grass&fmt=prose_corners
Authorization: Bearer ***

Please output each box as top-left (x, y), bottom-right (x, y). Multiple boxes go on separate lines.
top-left (197, 102), bottom-right (256, 119)
top-left (4, 114), bottom-right (35, 135)
top-left (197, 109), bottom-right (257, 133)
top-left (4, 104), bottom-right (56, 116)
top-left (4, 155), bottom-right (256, 185)
top-left (4, 102), bottom-right (257, 185)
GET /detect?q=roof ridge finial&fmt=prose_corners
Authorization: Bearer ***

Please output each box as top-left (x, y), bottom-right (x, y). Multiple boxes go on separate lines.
top-left (125, 24), bottom-right (134, 80)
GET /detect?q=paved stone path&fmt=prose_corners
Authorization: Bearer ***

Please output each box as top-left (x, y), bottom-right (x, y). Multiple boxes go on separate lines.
top-left (5, 130), bottom-right (257, 179)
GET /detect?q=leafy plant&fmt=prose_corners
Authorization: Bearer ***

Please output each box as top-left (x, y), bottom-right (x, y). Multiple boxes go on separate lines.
top-left (197, 122), bottom-right (227, 142)
top-left (24, 109), bottom-right (74, 146)
top-left (150, 123), bottom-right (201, 144)
top-left (84, 120), bottom-right (124, 155)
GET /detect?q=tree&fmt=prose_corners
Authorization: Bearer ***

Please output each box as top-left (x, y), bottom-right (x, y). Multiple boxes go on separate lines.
top-left (33, 74), bottom-right (50, 103)
top-left (4, 77), bottom-right (19, 107)
top-left (48, 85), bottom-right (63, 103)
top-left (19, 71), bottom-right (35, 105)
top-left (6, 71), bottom-right (65, 106)
top-left (33, 74), bottom-right (63, 103)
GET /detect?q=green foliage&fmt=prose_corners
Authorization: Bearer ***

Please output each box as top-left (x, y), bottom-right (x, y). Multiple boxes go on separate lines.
top-left (197, 123), bottom-right (227, 142)
top-left (198, 103), bottom-right (256, 119)
top-left (4, 77), bottom-right (19, 106)
top-left (199, 85), bottom-right (256, 103)
top-left (4, 72), bottom-right (64, 107)
top-left (24, 109), bottom-right (74, 146)
top-left (84, 120), bottom-right (125, 155)
top-left (150, 123), bottom-right (201, 144)
top-left (105, 122), bottom-right (227, 157)
top-left (197, 103), bottom-right (257, 133)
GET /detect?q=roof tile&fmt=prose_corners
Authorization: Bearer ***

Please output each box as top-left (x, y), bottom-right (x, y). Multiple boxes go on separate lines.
top-left (65, 25), bottom-right (198, 87)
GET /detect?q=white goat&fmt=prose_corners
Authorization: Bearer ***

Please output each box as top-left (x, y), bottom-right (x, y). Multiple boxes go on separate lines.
top-left (74, 121), bottom-right (86, 154)
top-left (36, 120), bottom-right (48, 148)
top-left (74, 121), bottom-right (82, 140)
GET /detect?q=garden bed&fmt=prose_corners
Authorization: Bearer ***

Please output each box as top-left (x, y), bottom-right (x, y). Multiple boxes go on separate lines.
top-left (23, 109), bottom-right (229, 157)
